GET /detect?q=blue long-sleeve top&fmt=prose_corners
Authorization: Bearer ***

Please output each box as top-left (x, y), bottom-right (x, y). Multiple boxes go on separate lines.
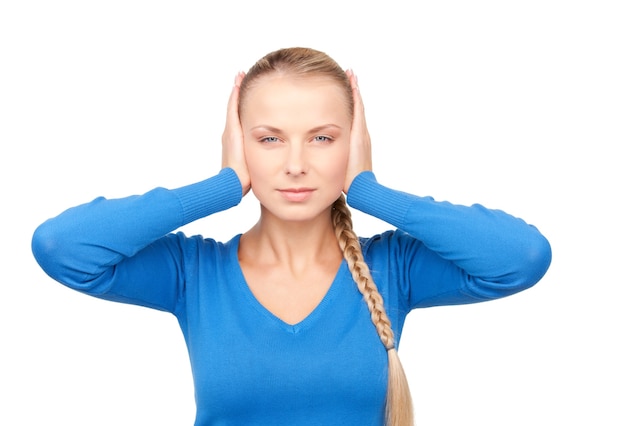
top-left (31, 169), bottom-right (551, 425)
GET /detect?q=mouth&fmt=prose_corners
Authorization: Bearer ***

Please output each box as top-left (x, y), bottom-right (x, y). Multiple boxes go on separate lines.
top-left (278, 188), bottom-right (315, 202)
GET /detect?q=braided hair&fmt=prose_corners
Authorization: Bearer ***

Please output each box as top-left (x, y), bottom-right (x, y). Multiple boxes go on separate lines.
top-left (332, 194), bottom-right (413, 426)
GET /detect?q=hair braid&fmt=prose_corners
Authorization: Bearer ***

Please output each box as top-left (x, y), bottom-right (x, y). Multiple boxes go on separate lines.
top-left (332, 195), bottom-right (414, 426)
top-left (332, 197), bottom-right (395, 349)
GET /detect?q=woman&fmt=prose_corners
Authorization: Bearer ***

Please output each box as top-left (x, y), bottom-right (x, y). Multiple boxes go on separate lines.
top-left (31, 47), bottom-right (552, 426)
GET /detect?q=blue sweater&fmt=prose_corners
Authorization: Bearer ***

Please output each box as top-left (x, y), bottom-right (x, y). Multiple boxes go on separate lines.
top-left (32, 169), bottom-right (551, 425)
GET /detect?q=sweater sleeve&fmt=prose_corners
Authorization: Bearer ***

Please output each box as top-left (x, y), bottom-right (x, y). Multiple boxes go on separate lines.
top-left (346, 171), bottom-right (552, 309)
top-left (31, 168), bottom-right (242, 312)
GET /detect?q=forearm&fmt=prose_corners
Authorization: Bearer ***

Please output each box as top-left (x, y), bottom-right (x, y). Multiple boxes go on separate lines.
top-left (347, 171), bottom-right (552, 289)
top-left (32, 168), bottom-right (242, 289)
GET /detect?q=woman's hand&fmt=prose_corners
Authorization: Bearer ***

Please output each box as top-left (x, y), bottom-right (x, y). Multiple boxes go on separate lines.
top-left (221, 72), bottom-right (251, 196)
top-left (344, 69), bottom-right (373, 194)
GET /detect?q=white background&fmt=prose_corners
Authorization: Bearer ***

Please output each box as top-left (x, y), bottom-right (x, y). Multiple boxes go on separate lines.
top-left (1, 1), bottom-right (624, 424)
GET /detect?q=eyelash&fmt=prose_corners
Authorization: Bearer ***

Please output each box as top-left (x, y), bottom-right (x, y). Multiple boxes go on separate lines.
top-left (259, 135), bottom-right (334, 144)
top-left (313, 135), bottom-right (333, 143)
top-left (260, 136), bottom-right (280, 143)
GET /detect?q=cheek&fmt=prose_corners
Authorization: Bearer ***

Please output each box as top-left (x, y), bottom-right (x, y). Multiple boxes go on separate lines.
top-left (322, 145), bottom-right (350, 180)
top-left (242, 138), bottom-right (254, 168)
top-left (243, 139), bottom-right (269, 178)
top-left (243, 147), bottom-right (265, 190)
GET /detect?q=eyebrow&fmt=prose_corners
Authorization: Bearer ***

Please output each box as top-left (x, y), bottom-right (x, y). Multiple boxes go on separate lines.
top-left (250, 124), bottom-right (342, 134)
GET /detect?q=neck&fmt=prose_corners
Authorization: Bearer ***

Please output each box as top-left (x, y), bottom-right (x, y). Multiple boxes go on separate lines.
top-left (239, 207), bottom-right (342, 271)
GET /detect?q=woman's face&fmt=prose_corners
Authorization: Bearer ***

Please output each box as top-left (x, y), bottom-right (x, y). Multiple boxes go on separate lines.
top-left (240, 74), bottom-right (352, 223)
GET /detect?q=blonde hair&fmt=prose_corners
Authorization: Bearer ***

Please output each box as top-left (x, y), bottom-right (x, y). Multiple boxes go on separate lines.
top-left (332, 195), bottom-right (414, 426)
top-left (238, 47), bottom-right (353, 119)
top-left (239, 47), bottom-right (414, 426)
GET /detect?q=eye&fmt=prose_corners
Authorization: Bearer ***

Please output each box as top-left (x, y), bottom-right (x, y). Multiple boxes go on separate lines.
top-left (313, 135), bottom-right (333, 143)
top-left (260, 136), bottom-right (280, 144)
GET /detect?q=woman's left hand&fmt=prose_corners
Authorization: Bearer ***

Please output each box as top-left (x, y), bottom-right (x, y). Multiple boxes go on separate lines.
top-left (344, 69), bottom-right (373, 194)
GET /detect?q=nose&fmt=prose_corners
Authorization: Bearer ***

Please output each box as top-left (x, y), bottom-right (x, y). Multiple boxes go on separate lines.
top-left (284, 143), bottom-right (307, 175)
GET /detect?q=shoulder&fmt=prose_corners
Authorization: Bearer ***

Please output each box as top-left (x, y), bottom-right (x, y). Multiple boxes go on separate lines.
top-left (360, 229), bottom-right (422, 255)
top-left (357, 230), bottom-right (427, 275)
top-left (163, 232), bottom-right (240, 258)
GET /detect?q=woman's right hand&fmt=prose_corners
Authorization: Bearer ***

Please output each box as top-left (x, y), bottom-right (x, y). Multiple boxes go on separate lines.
top-left (221, 72), bottom-right (251, 196)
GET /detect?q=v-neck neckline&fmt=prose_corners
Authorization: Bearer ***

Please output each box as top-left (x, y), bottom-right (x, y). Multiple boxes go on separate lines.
top-left (227, 234), bottom-right (348, 334)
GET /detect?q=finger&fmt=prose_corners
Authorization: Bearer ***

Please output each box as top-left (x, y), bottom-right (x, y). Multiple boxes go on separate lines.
top-left (226, 72), bottom-right (245, 121)
top-left (234, 71), bottom-right (245, 87)
top-left (222, 72), bottom-right (245, 168)
top-left (348, 71), bottom-right (367, 129)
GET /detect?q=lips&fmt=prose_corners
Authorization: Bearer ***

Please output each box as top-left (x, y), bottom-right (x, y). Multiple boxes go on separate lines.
top-left (278, 188), bottom-right (315, 202)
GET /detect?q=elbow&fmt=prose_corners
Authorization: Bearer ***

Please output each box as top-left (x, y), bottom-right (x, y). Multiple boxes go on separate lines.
top-left (32, 220), bottom-right (62, 279)
top-left (521, 231), bottom-right (552, 289)
top-left (32, 219), bottom-right (91, 288)
top-left (501, 231), bottom-right (552, 296)
top-left (32, 219), bottom-right (116, 294)
top-left (468, 232), bottom-right (552, 301)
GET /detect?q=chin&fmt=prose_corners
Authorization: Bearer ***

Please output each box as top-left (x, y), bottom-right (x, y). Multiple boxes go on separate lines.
top-left (260, 202), bottom-right (333, 224)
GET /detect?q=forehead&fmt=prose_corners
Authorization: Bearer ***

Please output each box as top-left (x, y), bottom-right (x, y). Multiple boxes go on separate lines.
top-left (240, 74), bottom-right (351, 127)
